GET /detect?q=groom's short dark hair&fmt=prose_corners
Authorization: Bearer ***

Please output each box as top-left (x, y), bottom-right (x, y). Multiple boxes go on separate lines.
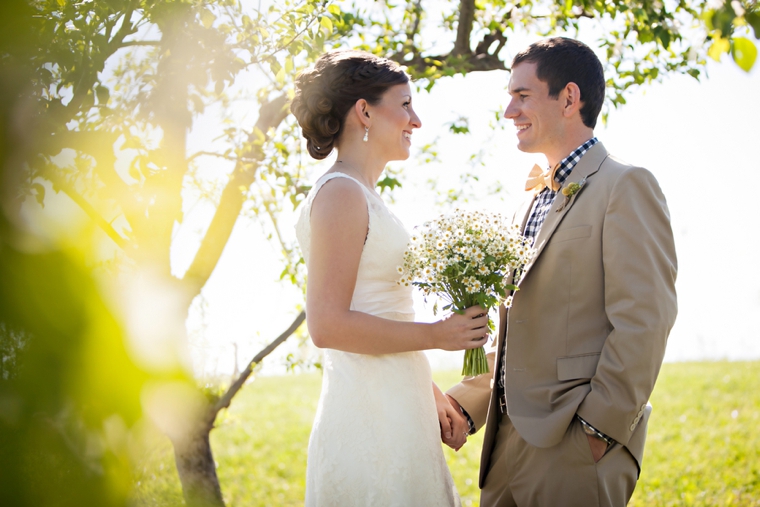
top-left (512, 37), bottom-right (605, 129)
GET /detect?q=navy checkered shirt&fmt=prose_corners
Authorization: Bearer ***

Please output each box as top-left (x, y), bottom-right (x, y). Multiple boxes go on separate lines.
top-left (522, 137), bottom-right (599, 242)
top-left (460, 138), bottom-right (598, 435)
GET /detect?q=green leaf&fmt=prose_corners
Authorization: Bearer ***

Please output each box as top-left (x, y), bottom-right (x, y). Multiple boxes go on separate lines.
top-left (746, 10), bottom-right (760, 39)
top-left (268, 57), bottom-right (282, 75)
top-left (377, 175), bottom-right (401, 192)
top-left (288, 40), bottom-right (303, 56)
top-left (320, 16), bottom-right (333, 34)
top-left (252, 126), bottom-right (266, 145)
top-left (448, 119), bottom-right (470, 135)
top-left (200, 7), bottom-right (216, 29)
top-left (328, 4), bottom-right (341, 16)
top-left (95, 85), bottom-right (109, 104)
top-left (657, 28), bottom-right (670, 49)
top-left (711, 4), bottom-right (736, 37)
top-left (732, 37), bottom-right (757, 72)
top-left (707, 37), bottom-right (730, 61)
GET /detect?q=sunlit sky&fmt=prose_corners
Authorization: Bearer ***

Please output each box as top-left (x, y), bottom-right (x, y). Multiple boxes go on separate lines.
top-left (175, 46), bottom-right (760, 376)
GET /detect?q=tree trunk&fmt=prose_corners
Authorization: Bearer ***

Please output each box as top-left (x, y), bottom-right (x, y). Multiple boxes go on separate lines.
top-left (172, 421), bottom-right (225, 507)
top-left (454, 0), bottom-right (475, 55)
top-left (170, 311), bottom-right (305, 506)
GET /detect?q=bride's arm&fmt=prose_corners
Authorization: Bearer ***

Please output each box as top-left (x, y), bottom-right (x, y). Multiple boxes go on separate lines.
top-left (306, 178), bottom-right (488, 355)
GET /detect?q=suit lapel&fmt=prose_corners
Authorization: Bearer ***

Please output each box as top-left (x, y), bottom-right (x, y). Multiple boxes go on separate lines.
top-left (514, 196), bottom-right (535, 234)
top-left (489, 197), bottom-right (535, 418)
top-left (518, 142), bottom-right (609, 284)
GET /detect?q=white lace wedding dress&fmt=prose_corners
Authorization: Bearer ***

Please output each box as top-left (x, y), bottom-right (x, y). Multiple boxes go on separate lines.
top-left (295, 172), bottom-right (460, 507)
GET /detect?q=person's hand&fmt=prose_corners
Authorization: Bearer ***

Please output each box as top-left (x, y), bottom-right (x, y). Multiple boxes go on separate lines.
top-left (441, 394), bottom-right (469, 451)
top-left (432, 305), bottom-right (489, 351)
top-left (586, 434), bottom-right (609, 463)
top-left (433, 385), bottom-right (469, 451)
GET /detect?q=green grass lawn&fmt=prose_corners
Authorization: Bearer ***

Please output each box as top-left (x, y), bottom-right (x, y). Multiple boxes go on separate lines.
top-left (131, 361), bottom-right (760, 506)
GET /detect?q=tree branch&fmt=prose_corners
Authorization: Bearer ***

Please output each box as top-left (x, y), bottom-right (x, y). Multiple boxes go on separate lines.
top-left (43, 129), bottom-right (145, 242)
top-left (454, 0), bottom-right (475, 55)
top-left (187, 150), bottom-right (260, 164)
top-left (475, 29), bottom-right (507, 58)
top-left (111, 3), bottom-right (138, 49)
top-left (182, 94), bottom-right (290, 293)
top-left (48, 174), bottom-right (131, 251)
top-left (407, 0), bottom-right (423, 42)
top-left (211, 310), bottom-right (305, 416)
top-left (392, 51), bottom-right (506, 75)
top-left (121, 40), bottom-right (162, 47)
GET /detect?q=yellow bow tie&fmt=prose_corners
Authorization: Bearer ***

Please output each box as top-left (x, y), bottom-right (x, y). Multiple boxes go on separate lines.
top-left (525, 163), bottom-right (561, 194)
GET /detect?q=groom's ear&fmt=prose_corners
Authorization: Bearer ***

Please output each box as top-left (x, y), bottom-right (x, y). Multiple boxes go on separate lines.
top-left (561, 82), bottom-right (582, 118)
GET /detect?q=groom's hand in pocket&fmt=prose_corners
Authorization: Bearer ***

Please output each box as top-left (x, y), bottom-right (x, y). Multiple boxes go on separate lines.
top-left (586, 434), bottom-right (609, 463)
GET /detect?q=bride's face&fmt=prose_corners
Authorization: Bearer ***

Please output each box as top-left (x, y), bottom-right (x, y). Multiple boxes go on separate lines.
top-left (370, 83), bottom-right (421, 161)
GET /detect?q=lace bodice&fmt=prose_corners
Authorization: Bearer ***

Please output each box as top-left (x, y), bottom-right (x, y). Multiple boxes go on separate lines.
top-left (295, 172), bottom-right (414, 317)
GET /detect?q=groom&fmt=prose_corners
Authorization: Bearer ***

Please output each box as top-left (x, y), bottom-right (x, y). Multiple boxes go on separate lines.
top-left (445, 37), bottom-right (678, 506)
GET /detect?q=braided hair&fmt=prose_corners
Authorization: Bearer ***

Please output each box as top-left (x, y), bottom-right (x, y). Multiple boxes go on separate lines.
top-left (291, 50), bottom-right (409, 160)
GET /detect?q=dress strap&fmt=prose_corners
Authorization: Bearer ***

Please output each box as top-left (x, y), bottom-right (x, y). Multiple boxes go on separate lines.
top-left (306, 172), bottom-right (372, 213)
top-left (314, 172), bottom-right (370, 195)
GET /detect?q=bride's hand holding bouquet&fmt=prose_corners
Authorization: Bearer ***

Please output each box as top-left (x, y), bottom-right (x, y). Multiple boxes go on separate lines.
top-left (398, 209), bottom-right (536, 376)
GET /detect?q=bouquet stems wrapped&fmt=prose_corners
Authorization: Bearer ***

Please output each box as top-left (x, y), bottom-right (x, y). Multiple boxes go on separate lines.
top-left (398, 209), bottom-right (536, 377)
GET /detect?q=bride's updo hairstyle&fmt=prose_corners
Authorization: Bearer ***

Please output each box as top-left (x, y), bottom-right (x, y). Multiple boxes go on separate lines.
top-left (291, 50), bottom-right (409, 160)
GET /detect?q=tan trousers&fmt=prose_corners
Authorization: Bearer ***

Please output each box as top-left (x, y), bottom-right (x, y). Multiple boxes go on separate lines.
top-left (480, 414), bottom-right (639, 507)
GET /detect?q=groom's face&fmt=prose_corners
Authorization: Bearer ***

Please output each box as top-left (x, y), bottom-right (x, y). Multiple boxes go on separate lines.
top-left (504, 62), bottom-right (565, 156)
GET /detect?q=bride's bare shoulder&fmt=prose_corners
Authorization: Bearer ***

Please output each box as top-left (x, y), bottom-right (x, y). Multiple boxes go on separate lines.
top-left (309, 175), bottom-right (368, 229)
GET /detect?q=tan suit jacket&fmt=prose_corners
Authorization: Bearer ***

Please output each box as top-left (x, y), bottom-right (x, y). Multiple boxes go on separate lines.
top-left (448, 142), bottom-right (678, 487)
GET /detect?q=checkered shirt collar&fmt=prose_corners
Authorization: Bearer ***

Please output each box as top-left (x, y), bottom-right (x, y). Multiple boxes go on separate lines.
top-left (552, 137), bottom-right (599, 188)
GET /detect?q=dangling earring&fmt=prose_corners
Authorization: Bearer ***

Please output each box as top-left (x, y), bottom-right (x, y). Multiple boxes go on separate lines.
top-left (363, 126), bottom-right (369, 142)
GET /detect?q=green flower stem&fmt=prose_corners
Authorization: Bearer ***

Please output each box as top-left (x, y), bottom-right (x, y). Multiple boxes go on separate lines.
top-left (454, 296), bottom-right (491, 377)
top-left (462, 346), bottom-right (489, 376)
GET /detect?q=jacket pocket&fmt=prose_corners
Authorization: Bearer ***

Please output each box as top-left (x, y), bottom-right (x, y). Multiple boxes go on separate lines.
top-left (557, 352), bottom-right (601, 381)
top-left (552, 225), bottom-right (592, 243)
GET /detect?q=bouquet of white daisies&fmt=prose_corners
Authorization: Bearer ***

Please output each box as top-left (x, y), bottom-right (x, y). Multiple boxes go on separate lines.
top-left (397, 209), bottom-right (536, 376)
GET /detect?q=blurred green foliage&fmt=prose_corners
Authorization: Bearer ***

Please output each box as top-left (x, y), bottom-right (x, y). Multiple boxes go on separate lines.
top-left (0, 1), bottom-right (191, 505)
top-left (0, 245), bottom-right (149, 506)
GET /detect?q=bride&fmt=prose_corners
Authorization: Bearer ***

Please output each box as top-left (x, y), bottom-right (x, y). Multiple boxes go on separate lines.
top-left (292, 50), bottom-right (488, 506)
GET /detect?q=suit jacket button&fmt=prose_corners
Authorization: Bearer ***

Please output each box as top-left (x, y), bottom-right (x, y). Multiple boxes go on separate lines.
top-left (630, 424), bottom-right (636, 431)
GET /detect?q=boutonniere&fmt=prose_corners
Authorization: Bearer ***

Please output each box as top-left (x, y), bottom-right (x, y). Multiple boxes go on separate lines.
top-left (556, 176), bottom-right (587, 213)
